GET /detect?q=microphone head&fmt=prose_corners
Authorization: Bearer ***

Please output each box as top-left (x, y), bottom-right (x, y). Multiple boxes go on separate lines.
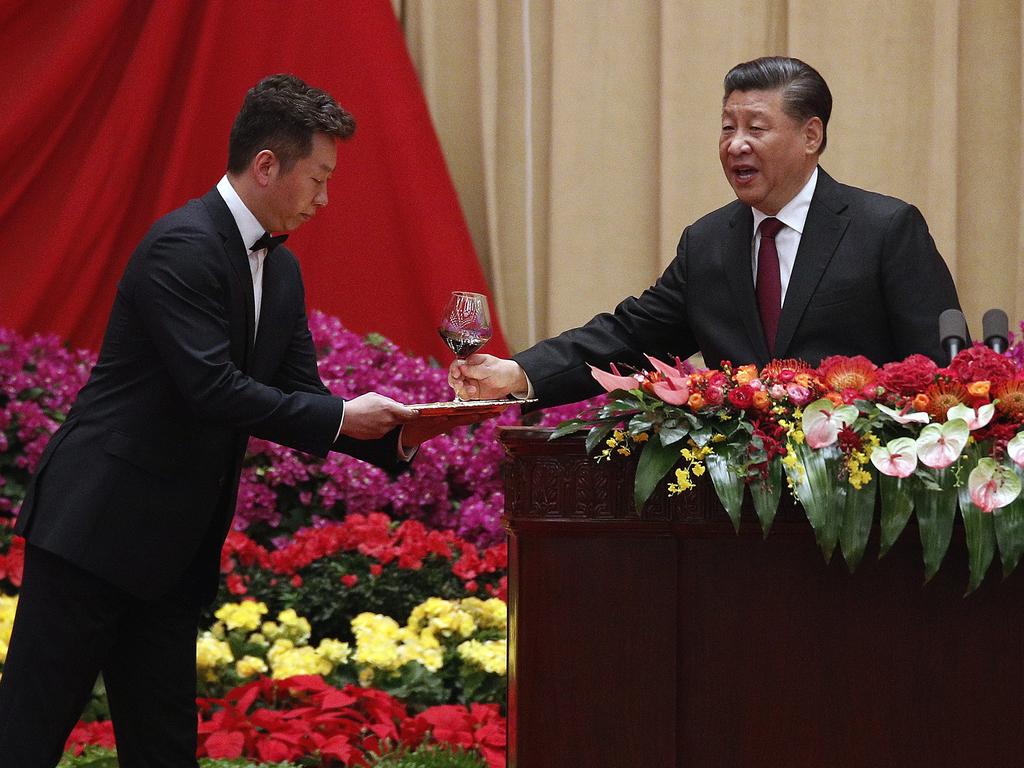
top-left (939, 308), bottom-right (968, 344)
top-left (983, 308), bottom-right (1009, 345)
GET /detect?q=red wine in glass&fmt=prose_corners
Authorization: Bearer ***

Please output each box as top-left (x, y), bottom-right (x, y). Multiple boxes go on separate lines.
top-left (439, 291), bottom-right (492, 361)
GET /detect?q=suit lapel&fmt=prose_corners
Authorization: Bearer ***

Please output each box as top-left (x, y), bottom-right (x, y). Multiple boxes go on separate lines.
top-left (722, 205), bottom-right (771, 362)
top-left (200, 189), bottom-right (255, 369)
top-left (774, 170), bottom-right (850, 358)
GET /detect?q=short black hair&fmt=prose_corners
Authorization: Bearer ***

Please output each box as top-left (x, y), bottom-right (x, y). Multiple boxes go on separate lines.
top-left (723, 57), bottom-right (832, 153)
top-left (227, 74), bottom-right (355, 174)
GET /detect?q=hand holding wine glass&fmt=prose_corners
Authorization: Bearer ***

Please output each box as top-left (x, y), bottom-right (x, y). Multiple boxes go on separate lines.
top-left (439, 292), bottom-right (493, 401)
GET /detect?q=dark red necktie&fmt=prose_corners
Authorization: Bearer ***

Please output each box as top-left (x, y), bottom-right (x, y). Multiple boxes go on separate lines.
top-left (756, 217), bottom-right (785, 356)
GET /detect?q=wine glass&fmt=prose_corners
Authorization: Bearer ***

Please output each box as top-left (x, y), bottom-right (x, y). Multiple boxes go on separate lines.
top-left (439, 291), bottom-right (492, 398)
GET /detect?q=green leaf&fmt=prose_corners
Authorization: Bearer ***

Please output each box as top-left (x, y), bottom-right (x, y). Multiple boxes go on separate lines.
top-left (994, 488), bottom-right (1024, 579)
top-left (633, 436), bottom-right (682, 512)
top-left (705, 453), bottom-right (745, 532)
top-left (914, 468), bottom-right (957, 583)
top-left (877, 474), bottom-right (915, 558)
top-left (585, 423), bottom-right (617, 455)
top-left (749, 457), bottom-right (783, 538)
top-left (959, 497), bottom-right (996, 595)
top-left (550, 419), bottom-right (591, 440)
top-left (840, 468), bottom-right (876, 573)
top-left (658, 426), bottom-right (689, 446)
top-left (787, 443), bottom-right (844, 562)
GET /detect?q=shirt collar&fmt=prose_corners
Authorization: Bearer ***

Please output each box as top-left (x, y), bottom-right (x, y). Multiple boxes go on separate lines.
top-left (751, 166), bottom-right (818, 236)
top-left (216, 175), bottom-right (267, 252)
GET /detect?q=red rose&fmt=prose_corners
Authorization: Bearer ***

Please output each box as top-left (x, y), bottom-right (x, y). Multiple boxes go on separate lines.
top-left (727, 384), bottom-right (754, 410)
top-left (341, 574), bottom-right (358, 588)
top-left (369, 564), bottom-right (383, 577)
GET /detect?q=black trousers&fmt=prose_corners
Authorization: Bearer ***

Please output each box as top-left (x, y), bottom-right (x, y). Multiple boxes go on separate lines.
top-left (0, 545), bottom-right (201, 768)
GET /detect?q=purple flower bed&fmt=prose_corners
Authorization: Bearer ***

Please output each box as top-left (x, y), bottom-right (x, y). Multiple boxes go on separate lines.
top-left (0, 313), bottom-right (598, 547)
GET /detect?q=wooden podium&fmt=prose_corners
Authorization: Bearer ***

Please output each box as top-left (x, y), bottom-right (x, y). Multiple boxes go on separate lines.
top-left (500, 427), bottom-right (1024, 768)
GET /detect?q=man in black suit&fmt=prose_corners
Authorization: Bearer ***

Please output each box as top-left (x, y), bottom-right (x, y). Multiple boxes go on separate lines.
top-left (0, 75), bottom-right (448, 767)
top-left (450, 57), bottom-right (960, 407)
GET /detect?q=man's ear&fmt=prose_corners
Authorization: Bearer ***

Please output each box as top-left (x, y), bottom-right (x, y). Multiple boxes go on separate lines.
top-left (252, 149), bottom-right (277, 187)
top-left (804, 116), bottom-right (824, 155)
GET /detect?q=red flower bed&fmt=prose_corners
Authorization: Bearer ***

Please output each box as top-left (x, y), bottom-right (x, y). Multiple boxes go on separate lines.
top-left (220, 512), bottom-right (508, 602)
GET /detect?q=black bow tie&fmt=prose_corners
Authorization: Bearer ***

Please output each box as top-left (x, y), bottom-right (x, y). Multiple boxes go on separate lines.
top-left (251, 231), bottom-right (288, 254)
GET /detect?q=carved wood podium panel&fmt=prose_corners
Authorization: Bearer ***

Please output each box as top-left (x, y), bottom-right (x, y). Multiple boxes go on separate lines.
top-left (500, 427), bottom-right (1024, 768)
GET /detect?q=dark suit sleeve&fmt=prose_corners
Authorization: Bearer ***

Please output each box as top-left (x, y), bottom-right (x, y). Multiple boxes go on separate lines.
top-left (879, 204), bottom-right (960, 363)
top-left (514, 242), bottom-right (699, 407)
top-left (131, 227), bottom-right (343, 458)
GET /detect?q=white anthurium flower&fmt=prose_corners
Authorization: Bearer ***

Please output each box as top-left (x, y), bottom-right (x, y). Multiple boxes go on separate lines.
top-left (946, 402), bottom-right (995, 431)
top-left (802, 398), bottom-right (859, 449)
top-left (1006, 432), bottom-right (1024, 469)
top-left (869, 437), bottom-right (918, 478)
top-left (968, 458), bottom-right (1022, 513)
top-left (915, 419), bottom-right (970, 469)
top-left (876, 403), bottom-right (930, 425)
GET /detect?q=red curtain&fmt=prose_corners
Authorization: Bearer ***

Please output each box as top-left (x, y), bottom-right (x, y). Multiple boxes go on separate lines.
top-left (0, 0), bottom-right (506, 361)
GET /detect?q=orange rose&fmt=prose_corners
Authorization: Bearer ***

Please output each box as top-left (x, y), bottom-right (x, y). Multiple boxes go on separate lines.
top-left (825, 391), bottom-right (844, 406)
top-left (967, 381), bottom-right (991, 399)
top-left (795, 372), bottom-right (814, 388)
top-left (735, 364), bottom-right (758, 385)
top-left (752, 390), bottom-right (771, 411)
top-left (688, 393), bottom-right (705, 410)
top-left (912, 393), bottom-right (930, 412)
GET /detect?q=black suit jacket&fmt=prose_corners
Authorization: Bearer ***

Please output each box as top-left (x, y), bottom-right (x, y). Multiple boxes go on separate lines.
top-left (516, 169), bottom-right (961, 407)
top-left (16, 188), bottom-right (403, 602)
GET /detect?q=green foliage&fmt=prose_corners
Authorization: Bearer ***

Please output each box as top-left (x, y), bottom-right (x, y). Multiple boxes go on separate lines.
top-left (370, 743), bottom-right (488, 768)
top-left (59, 748), bottom-right (301, 768)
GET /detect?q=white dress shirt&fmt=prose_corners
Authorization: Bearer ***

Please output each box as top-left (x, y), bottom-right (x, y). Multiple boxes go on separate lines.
top-left (751, 166), bottom-right (818, 306)
top-left (216, 175), bottom-right (269, 339)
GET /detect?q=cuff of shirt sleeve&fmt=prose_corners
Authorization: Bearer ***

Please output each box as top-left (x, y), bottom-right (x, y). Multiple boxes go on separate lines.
top-left (512, 373), bottom-right (534, 400)
top-left (397, 427), bottom-right (418, 462)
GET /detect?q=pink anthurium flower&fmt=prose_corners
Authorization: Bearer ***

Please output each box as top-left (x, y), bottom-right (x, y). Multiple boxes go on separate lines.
top-left (915, 420), bottom-right (969, 469)
top-left (968, 458), bottom-right (1021, 512)
top-left (649, 378), bottom-right (690, 405)
top-left (643, 354), bottom-right (691, 405)
top-left (802, 398), bottom-right (859, 449)
top-left (589, 364), bottom-right (640, 393)
top-left (946, 402), bottom-right (995, 431)
top-left (869, 437), bottom-right (918, 478)
top-left (876, 403), bottom-right (930, 425)
top-left (1006, 432), bottom-right (1024, 469)
top-left (644, 354), bottom-right (687, 379)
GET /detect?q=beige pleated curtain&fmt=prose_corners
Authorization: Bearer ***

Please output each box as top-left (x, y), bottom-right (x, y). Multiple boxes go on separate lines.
top-left (398, 0), bottom-right (1023, 355)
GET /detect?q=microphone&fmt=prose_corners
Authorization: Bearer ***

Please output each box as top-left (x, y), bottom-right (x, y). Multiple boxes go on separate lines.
top-left (983, 308), bottom-right (1009, 354)
top-left (939, 308), bottom-right (968, 363)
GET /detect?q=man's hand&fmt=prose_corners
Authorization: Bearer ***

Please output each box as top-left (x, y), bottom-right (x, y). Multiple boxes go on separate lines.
top-left (341, 393), bottom-right (419, 439)
top-left (448, 354), bottom-right (528, 400)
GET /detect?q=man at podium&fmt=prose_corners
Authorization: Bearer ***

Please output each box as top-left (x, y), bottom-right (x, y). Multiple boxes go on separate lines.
top-left (450, 56), bottom-right (960, 408)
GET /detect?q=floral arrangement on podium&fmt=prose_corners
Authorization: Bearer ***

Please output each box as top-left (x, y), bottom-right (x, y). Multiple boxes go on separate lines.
top-left (554, 342), bottom-right (1024, 593)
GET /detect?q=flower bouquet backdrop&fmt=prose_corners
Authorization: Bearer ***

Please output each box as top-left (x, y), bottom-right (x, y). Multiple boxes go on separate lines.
top-left (8, 313), bottom-right (1024, 764)
top-left (555, 341), bottom-right (1024, 594)
top-left (0, 315), bottom-right (583, 768)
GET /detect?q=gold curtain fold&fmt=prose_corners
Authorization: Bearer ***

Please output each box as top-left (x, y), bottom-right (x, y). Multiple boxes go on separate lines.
top-left (400, 0), bottom-right (1023, 353)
